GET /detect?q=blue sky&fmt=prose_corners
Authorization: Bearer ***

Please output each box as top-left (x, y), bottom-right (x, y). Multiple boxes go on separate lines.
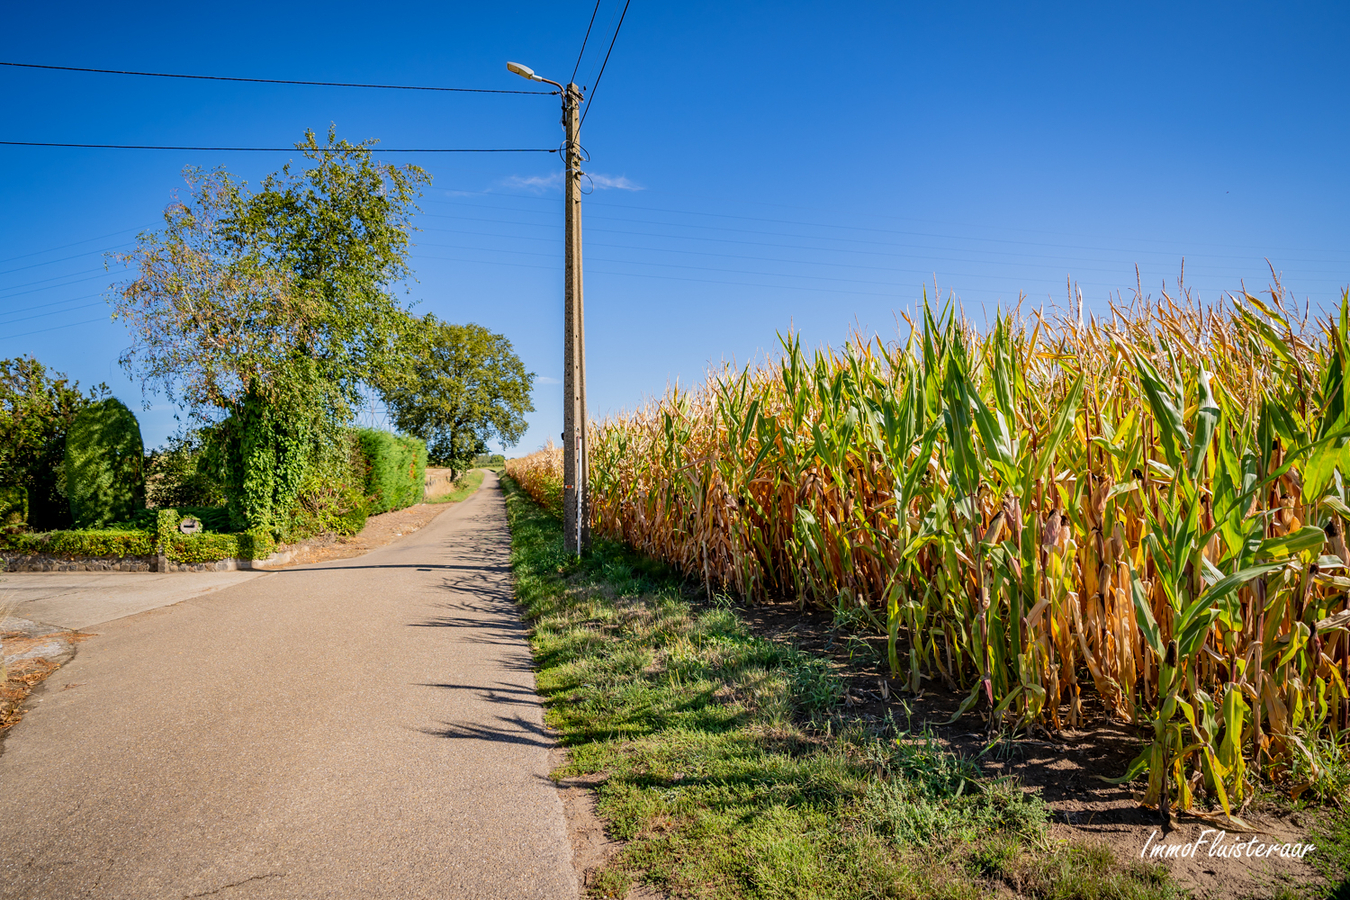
top-left (2, 2), bottom-right (1347, 454)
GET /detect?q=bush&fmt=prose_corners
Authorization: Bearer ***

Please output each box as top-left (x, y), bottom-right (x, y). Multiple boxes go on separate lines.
top-left (357, 428), bottom-right (426, 514)
top-left (155, 508), bottom-right (277, 562)
top-left (145, 432), bottom-right (226, 508)
top-left (162, 529), bottom-right (276, 563)
top-left (0, 529), bottom-right (155, 558)
top-left (1, 356), bottom-right (106, 531)
top-left (64, 398), bottom-right (145, 528)
top-left (282, 429), bottom-right (369, 541)
top-left (0, 486), bottom-right (27, 529)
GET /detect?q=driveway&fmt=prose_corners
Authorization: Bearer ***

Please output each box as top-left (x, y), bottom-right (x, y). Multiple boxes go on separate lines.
top-left (0, 470), bottom-right (576, 899)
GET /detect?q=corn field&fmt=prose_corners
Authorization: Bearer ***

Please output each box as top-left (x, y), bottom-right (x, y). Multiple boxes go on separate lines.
top-left (508, 284), bottom-right (1350, 819)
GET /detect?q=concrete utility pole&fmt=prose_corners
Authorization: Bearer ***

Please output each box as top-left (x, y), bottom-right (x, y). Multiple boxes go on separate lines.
top-left (508, 62), bottom-right (590, 554)
top-left (561, 81), bottom-right (590, 554)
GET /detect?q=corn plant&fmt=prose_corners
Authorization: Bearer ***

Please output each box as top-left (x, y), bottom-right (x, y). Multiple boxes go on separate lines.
top-left (508, 282), bottom-right (1350, 817)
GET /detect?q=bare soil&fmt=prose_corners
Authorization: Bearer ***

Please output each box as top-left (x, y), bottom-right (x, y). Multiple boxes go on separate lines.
top-left (0, 624), bottom-right (85, 746)
top-left (734, 598), bottom-right (1324, 900)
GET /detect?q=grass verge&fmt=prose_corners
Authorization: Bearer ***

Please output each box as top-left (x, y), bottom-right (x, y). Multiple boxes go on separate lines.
top-left (428, 469), bottom-right (486, 504)
top-left (501, 475), bottom-right (1179, 900)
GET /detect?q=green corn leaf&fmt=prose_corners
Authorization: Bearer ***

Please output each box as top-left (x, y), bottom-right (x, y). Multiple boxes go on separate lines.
top-left (1130, 566), bottom-right (1164, 659)
top-left (1187, 369), bottom-right (1220, 481)
top-left (1257, 525), bottom-right (1326, 560)
top-left (1034, 372), bottom-right (1085, 482)
top-left (1130, 349), bottom-right (1190, 472)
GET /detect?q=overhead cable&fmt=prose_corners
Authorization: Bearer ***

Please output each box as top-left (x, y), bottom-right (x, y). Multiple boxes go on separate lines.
top-left (0, 61), bottom-right (553, 94)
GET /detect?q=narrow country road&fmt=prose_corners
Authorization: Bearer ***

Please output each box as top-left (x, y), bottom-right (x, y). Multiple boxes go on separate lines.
top-left (0, 472), bottom-right (577, 899)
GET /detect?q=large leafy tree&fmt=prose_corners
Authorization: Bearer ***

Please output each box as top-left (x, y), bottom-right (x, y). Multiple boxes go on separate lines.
top-left (0, 357), bottom-right (107, 529)
top-left (110, 128), bottom-right (430, 529)
top-left (111, 127), bottom-right (428, 423)
top-left (378, 315), bottom-right (534, 472)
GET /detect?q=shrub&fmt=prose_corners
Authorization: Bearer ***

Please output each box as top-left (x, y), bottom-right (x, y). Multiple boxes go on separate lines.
top-left (64, 398), bottom-right (145, 528)
top-left (155, 508), bottom-right (277, 562)
top-left (282, 429), bottom-right (369, 541)
top-left (162, 529), bottom-right (276, 563)
top-left (0, 486), bottom-right (26, 529)
top-left (0, 529), bottom-right (155, 558)
top-left (145, 432), bottom-right (226, 508)
top-left (0, 356), bottom-right (107, 530)
top-left (357, 428), bottom-right (426, 514)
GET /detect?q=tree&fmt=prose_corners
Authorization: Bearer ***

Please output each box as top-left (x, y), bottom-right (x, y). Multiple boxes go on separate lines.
top-left (0, 356), bottom-right (107, 530)
top-left (378, 315), bottom-right (534, 472)
top-left (65, 398), bottom-right (146, 528)
top-left (110, 128), bottom-right (430, 531)
top-left (111, 127), bottom-right (428, 423)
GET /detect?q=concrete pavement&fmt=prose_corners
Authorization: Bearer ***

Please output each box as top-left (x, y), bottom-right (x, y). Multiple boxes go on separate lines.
top-left (0, 471), bottom-right (578, 899)
top-left (0, 570), bottom-right (262, 631)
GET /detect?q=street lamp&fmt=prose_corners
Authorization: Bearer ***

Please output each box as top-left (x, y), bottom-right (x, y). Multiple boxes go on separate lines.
top-left (509, 61), bottom-right (590, 554)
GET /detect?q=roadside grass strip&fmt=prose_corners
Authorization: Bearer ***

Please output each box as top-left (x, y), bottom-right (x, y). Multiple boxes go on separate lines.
top-left (429, 469), bottom-right (486, 504)
top-left (502, 475), bottom-right (1180, 900)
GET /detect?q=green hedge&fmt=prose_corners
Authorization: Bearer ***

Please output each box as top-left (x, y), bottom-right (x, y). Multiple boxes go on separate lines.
top-left (1, 485), bottom-right (27, 528)
top-left (0, 510), bottom-right (278, 564)
top-left (0, 529), bottom-right (155, 558)
top-left (161, 530), bottom-right (276, 563)
top-left (155, 508), bottom-right (277, 563)
top-left (65, 398), bottom-right (145, 527)
top-left (357, 429), bottom-right (427, 515)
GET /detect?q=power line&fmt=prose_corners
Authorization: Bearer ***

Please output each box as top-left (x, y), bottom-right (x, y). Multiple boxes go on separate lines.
top-left (0, 224), bottom-right (153, 265)
top-left (0, 300), bottom-right (105, 327)
top-left (0, 141), bottom-right (557, 153)
top-left (580, 0), bottom-right (632, 127)
top-left (0, 271), bottom-right (115, 300)
top-left (572, 0), bottom-right (605, 84)
top-left (0, 292), bottom-right (108, 320)
top-left (0, 264), bottom-right (108, 294)
top-left (0, 316), bottom-right (107, 342)
top-left (417, 208), bottom-right (1350, 272)
top-left (0, 60), bottom-right (554, 95)
top-left (423, 185), bottom-right (1350, 259)
top-left (0, 242), bottom-right (133, 278)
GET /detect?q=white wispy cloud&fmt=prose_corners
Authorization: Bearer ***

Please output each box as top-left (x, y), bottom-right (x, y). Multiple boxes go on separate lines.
top-left (588, 174), bottom-right (643, 191)
top-left (499, 172), bottom-right (644, 193)
top-left (502, 172), bottom-right (564, 192)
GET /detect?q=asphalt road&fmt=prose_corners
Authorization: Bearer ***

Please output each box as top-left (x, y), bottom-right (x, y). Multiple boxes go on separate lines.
top-left (0, 471), bottom-right (577, 899)
top-left (0, 570), bottom-right (262, 631)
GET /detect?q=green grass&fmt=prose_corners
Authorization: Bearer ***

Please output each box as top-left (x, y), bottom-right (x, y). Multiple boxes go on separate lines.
top-left (501, 475), bottom-right (1181, 900)
top-left (428, 469), bottom-right (486, 504)
top-left (1309, 808), bottom-right (1350, 900)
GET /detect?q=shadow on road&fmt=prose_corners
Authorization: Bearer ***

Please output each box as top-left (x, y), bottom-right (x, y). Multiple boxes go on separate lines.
top-left (417, 713), bottom-right (556, 748)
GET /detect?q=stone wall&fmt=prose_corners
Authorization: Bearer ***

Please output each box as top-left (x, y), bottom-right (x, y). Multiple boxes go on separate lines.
top-left (1, 553), bottom-right (156, 573)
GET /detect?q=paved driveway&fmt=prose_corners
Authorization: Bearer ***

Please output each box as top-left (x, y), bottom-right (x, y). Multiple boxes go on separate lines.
top-left (0, 570), bottom-right (261, 631)
top-left (0, 471), bottom-right (576, 899)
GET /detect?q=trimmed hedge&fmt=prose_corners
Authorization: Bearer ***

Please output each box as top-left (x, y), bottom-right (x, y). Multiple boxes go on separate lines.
top-left (0, 529), bottom-right (155, 558)
top-left (0, 515), bottom-right (278, 565)
top-left (65, 398), bottom-right (145, 528)
top-left (155, 507), bottom-right (276, 562)
top-left (357, 429), bottom-right (427, 515)
top-left (1, 485), bottom-right (27, 528)
top-left (161, 530), bottom-right (276, 563)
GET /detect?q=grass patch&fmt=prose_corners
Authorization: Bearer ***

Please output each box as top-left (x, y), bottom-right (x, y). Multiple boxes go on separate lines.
top-left (501, 475), bottom-right (1180, 900)
top-left (428, 469), bottom-right (486, 504)
top-left (1310, 808), bottom-right (1350, 899)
